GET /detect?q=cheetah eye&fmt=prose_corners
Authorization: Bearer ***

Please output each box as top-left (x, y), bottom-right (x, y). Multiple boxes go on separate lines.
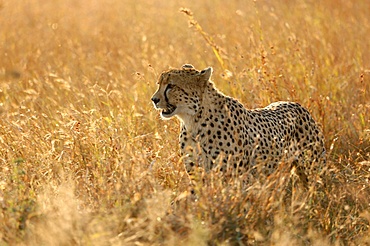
top-left (164, 84), bottom-right (175, 95)
top-left (166, 84), bottom-right (175, 89)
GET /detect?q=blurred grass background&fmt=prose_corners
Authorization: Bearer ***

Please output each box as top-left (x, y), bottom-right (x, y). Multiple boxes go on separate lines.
top-left (0, 0), bottom-right (369, 245)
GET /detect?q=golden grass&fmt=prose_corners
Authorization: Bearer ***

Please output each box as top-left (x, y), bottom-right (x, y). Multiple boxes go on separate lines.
top-left (0, 0), bottom-right (369, 245)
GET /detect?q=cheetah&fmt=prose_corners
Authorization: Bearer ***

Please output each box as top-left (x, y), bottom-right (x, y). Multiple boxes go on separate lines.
top-left (151, 64), bottom-right (326, 181)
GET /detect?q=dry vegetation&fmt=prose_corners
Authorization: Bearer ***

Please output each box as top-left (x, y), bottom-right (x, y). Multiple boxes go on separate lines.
top-left (0, 0), bottom-right (369, 245)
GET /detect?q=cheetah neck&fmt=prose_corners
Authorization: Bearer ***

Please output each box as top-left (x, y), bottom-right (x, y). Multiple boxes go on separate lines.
top-left (178, 82), bottom-right (227, 133)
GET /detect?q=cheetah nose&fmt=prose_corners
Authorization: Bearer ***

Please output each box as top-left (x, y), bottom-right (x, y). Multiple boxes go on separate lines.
top-left (151, 97), bottom-right (160, 104)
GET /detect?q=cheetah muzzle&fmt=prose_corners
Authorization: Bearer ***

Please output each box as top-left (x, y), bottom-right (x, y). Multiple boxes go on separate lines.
top-left (151, 84), bottom-right (178, 118)
top-left (162, 105), bottom-right (176, 117)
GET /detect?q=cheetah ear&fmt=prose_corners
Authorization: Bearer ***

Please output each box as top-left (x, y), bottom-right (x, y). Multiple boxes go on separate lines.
top-left (182, 64), bottom-right (195, 70)
top-left (199, 67), bottom-right (212, 81)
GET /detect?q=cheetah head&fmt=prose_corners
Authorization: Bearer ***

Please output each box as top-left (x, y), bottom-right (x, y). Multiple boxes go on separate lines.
top-left (151, 64), bottom-right (212, 120)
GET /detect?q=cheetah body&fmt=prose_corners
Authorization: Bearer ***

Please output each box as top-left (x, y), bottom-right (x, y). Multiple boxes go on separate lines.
top-left (151, 65), bottom-right (325, 176)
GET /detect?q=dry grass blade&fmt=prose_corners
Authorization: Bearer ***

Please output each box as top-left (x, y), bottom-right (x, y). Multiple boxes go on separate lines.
top-left (180, 7), bottom-right (227, 70)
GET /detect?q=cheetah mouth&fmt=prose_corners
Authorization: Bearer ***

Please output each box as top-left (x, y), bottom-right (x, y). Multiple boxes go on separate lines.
top-left (161, 104), bottom-right (177, 118)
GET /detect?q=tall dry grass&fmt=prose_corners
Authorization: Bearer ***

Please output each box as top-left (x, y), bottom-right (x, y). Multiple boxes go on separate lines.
top-left (0, 0), bottom-right (369, 245)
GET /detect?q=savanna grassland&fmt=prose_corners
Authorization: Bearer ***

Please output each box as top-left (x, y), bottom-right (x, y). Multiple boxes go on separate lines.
top-left (0, 0), bottom-right (369, 245)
